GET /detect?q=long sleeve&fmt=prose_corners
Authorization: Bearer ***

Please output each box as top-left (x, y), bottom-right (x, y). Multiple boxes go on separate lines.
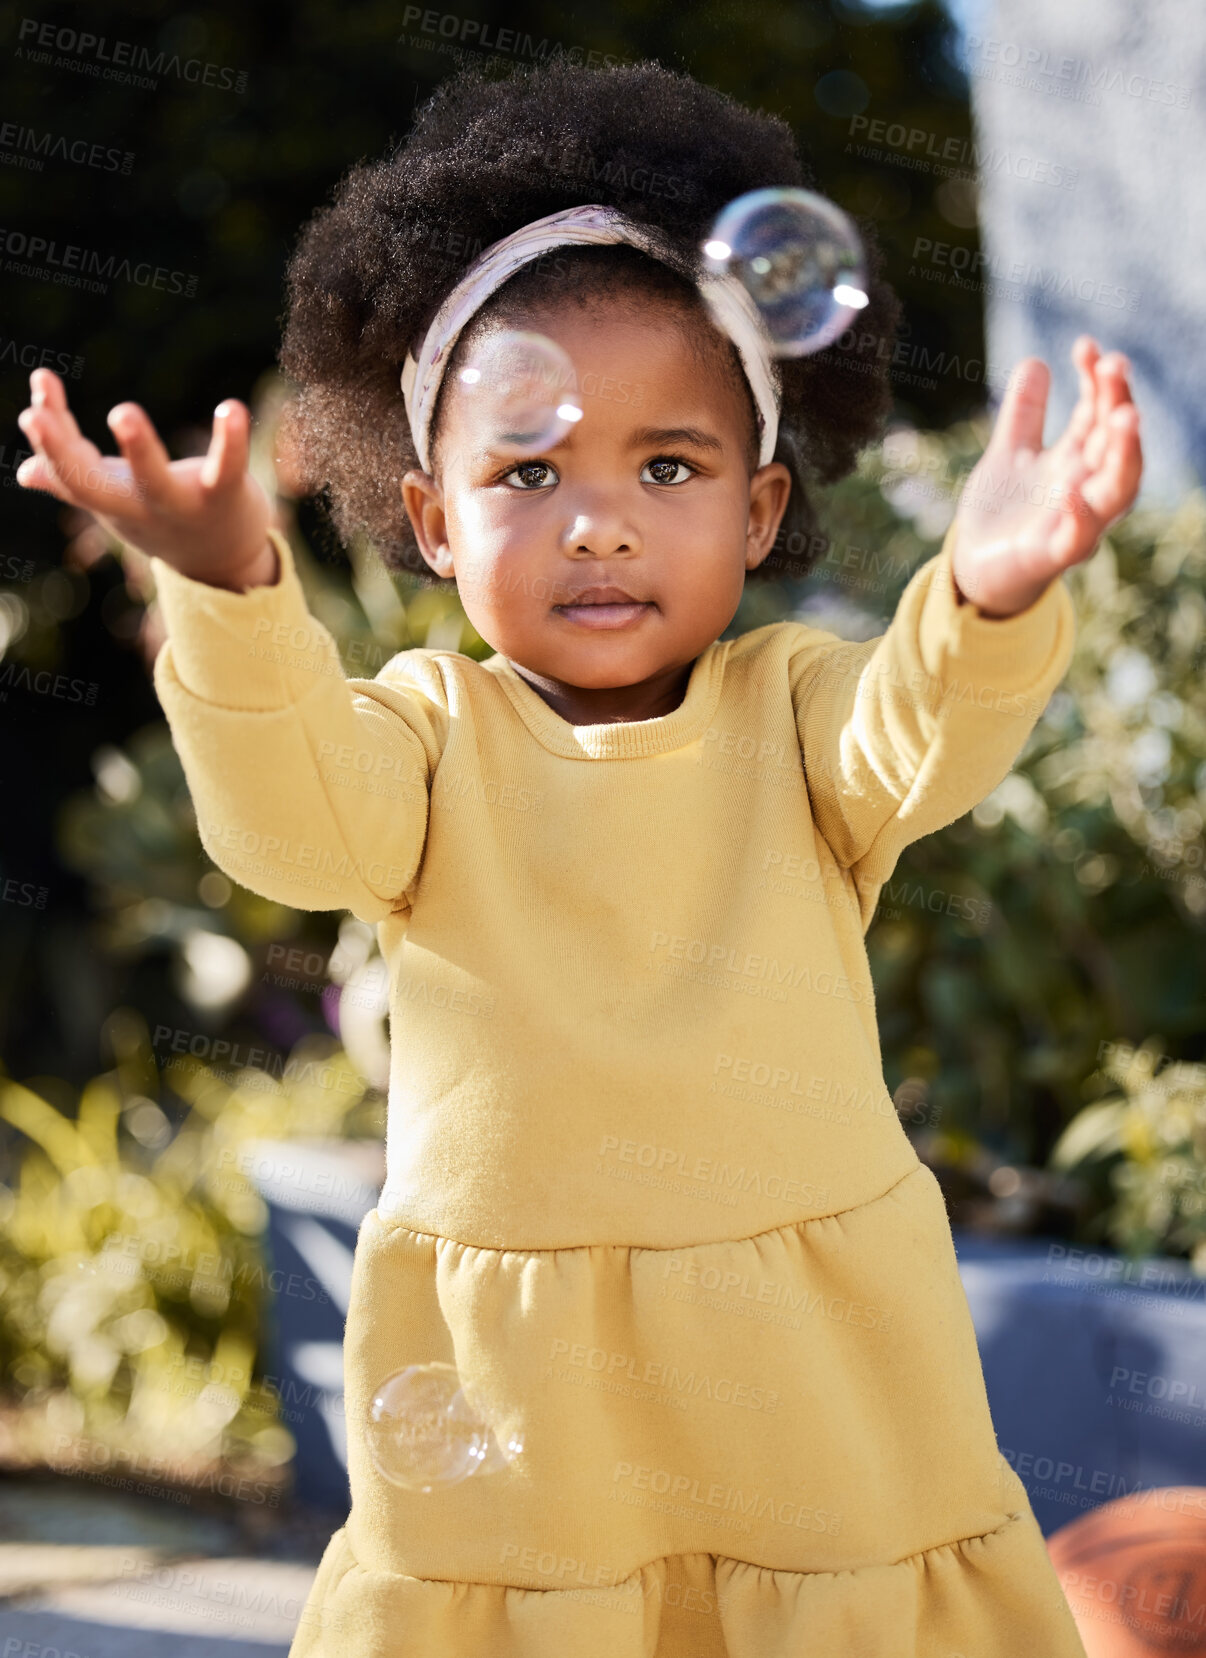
top-left (150, 526), bottom-right (449, 923)
top-left (790, 516), bottom-right (1076, 923)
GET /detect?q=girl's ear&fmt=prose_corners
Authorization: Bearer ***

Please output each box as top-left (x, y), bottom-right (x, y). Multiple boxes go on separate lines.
top-left (401, 470), bottom-right (454, 579)
top-left (744, 461), bottom-right (792, 573)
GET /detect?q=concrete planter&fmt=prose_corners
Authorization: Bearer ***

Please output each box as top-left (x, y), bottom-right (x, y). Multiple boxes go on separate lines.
top-left (953, 1228), bottom-right (1206, 1535)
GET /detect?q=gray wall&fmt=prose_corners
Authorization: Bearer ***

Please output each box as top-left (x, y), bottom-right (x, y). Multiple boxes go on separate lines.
top-left (963, 0), bottom-right (1204, 504)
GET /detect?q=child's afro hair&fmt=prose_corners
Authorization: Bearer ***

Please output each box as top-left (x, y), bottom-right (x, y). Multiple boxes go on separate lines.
top-left (277, 57), bottom-right (902, 585)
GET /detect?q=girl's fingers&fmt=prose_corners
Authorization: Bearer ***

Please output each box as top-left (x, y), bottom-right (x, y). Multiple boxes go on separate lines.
top-left (200, 400), bottom-right (249, 491)
top-left (29, 367), bottom-right (86, 445)
top-left (1055, 502), bottom-right (1098, 566)
top-left (1061, 336), bottom-right (1101, 452)
top-left (15, 450), bottom-right (78, 502)
top-left (17, 404), bottom-right (117, 513)
top-left (1080, 404), bottom-right (1142, 525)
top-left (1084, 351), bottom-right (1133, 470)
top-left (1097, 351), bottom-right (1132, 412)
top-left (105, 401), bottom-right (176, 510)
top-left (990, 356), bottom-right (1050, 457)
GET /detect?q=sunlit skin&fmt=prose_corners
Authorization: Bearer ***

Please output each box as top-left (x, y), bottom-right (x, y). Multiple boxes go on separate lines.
top-left (15, 309), bottom-right (1140, 725)
top-left (950, 337), bottom-right (1142, 615)
top-left (401, 311), bottom-right (1141, 720)
top-left (400, 304), bottom-right (791, 724)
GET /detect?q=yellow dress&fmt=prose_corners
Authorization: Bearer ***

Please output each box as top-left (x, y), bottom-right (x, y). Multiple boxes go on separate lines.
top-left (151, 520), bottom-right (1089, 1658)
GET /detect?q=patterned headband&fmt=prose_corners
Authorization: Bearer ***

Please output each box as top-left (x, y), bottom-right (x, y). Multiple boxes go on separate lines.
top-left (399, 203), bottom-right (782, 472)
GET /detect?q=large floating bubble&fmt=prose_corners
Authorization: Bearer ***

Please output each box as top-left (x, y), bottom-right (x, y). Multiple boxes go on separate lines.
top-left (456, 330), bottom-right (584, 457)
top-left (702, 188), bottom-right (869, 357)
top-left (366, 1361), bottom-right (524, 1492)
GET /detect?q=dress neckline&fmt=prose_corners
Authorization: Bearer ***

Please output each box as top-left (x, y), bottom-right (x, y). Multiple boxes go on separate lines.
top-left (483, 638), bottom-right (730, 760)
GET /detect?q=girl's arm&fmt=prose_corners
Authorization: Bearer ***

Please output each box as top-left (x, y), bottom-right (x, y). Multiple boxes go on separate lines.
top-left (790, 335), bottom-right (1141, 922)
top-left (15, 370), bottom-right (444, 921)
top-left (789, 523), bottom-right (1074, 919)
top-left (150, 527), bottom-right (445, 921)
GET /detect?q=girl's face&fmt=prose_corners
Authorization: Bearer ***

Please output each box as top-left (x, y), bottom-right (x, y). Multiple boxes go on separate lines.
top-left (401, 297), bottom-right (791, 711)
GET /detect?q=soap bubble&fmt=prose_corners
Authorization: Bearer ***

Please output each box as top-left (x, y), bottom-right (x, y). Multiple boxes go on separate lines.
top-left (456, 330), bottom-right (584, 456)
top-left (702, 188), bottom-right (869, 357)
top-left (367, 1363), bottom-right (484, 1491)
top-left (366, 1361), bottom-right (524, 1492)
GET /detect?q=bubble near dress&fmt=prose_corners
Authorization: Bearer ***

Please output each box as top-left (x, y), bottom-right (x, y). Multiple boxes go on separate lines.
top-left (151, 520), bottom-right (1089, 1658)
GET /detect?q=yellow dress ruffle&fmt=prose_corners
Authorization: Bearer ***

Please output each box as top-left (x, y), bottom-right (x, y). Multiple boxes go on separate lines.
top-left (289, 1161), bottom-right (1087, 1657)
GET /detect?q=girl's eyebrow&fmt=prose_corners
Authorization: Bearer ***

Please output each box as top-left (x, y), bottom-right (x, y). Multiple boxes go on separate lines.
top-left (626, 424), bottom-right (724, 452)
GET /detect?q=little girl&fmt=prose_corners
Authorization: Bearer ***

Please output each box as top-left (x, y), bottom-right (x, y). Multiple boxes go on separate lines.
top-left (18, 57), bottom-right (1140, 1658)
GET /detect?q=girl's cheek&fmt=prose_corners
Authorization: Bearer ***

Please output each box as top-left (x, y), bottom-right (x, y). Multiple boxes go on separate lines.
top-left (455, 490), bottom-right (531, 549)
top-left (450, 545), bottom-right (499, 609)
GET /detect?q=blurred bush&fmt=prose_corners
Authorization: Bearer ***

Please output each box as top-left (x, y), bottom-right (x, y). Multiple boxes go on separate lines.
top-left (1050, 1038), bottom-right (1206, 1271)
top-left (0, 1013), bottom-right (379, 1490)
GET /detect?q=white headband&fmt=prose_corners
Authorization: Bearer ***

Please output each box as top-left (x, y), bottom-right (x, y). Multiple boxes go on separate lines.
top-left (399, 203), bottom-right (781, 473)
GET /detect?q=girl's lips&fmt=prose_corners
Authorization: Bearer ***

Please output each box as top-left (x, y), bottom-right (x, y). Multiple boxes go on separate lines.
top-left (552, 601), bottom-right (655, 629)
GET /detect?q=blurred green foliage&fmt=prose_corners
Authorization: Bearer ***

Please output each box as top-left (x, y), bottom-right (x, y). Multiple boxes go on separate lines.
top-left (1050, 1038), bottom-right (1206, 1271)
top-left (0, 1016), bottom-right (378, 1484)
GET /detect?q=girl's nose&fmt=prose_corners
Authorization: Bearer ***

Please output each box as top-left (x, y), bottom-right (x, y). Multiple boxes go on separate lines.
top-left (561, 492), bottom-right (642, 559)
top-left (569, 529), bottom-right (635, 557)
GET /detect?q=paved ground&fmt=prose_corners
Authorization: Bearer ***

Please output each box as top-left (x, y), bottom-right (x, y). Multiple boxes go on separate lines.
top-left (0, 1476), bottom-right (335, 1655)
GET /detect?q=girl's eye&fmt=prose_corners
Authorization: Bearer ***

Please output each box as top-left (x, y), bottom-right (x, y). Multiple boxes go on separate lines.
top-left (502, 460), bottom-right (557, 490)
top-left (641, 456), bottom-right (694, 486)
top-left (500, 455), bottom-right (695, 489)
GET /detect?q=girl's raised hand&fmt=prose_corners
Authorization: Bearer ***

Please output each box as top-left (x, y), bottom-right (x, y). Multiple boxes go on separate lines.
top-left (949, 335), bottom-right (1143, 618)
top-left (15, 367), bottom-right (278, 590)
